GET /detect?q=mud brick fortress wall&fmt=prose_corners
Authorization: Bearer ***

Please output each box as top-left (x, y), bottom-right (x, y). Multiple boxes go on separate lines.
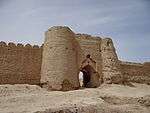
top-left (120, 61), bottom-right (150, 84)
top-left (0, 42), bottom-right (42, 84)
top-left (75, 34), bottom-right (102, 85)
top-left (41, 26), bottom-right (123, 90)
top-left (0, 26), bottom-right (149, 90)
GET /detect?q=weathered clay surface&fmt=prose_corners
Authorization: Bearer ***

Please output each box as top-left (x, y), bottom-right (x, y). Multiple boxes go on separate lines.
top-left (101, 38), bottom-right (123, 84)
top-left (75, 34), bottom-right (103, 85)
top-left (120, 61), bottom-right (150, 84)
top-left (0, 42), bottom-right (42, 85)
top-left (41, 26), bottom-right (79, 90)
top-left (0, 83), bottom-right (150, 113)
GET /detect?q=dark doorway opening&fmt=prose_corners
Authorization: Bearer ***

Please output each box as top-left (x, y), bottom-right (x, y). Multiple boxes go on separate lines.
top-left (80, 65), bottom-right (93, 88)
top-left (82, 70), bottom-right (91, 87)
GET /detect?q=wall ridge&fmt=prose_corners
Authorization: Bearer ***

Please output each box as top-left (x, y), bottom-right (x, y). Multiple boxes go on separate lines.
top-left (76, 34), bottom-right (102, 41)
top-left (0, 41), bottom-right (43, 49)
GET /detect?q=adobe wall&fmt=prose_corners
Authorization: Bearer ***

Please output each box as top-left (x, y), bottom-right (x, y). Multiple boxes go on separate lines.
top-left (101, 38), bottom-right (123, 84)
top-left (41, 26), bottom-right (79, 91)
top-left (1, 26), bottom-right (149, 89)
top-left (75, 34), bottom-right (103, 86)
top-left (120, 61), bottom-right (150, 84)
top-left (0, 42), bottom-right (42, 85)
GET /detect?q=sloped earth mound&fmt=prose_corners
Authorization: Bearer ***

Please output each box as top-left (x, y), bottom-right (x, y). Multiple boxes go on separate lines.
top-left (0, 83), bottom-right (150, 113)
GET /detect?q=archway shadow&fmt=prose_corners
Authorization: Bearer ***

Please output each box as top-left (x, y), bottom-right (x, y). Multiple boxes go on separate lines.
top-left (80, 65), bottom-right (100, 88)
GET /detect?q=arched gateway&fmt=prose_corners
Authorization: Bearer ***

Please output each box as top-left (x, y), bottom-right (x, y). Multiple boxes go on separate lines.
top-left (79, 55), bottom-right (100, 88)
top-left (40, 26), bottom-right (123, 91)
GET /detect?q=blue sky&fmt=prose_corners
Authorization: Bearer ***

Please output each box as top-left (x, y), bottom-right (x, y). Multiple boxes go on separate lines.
top-left (0, 0), bottom-right (150, 62)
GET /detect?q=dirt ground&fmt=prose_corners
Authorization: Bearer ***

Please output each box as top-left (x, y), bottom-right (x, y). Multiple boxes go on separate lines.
top-left (0, 83), bottom-right (150, 113)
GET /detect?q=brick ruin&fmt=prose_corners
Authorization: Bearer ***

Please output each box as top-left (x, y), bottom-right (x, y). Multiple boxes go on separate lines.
top-left (0, 26), bottom-right (150, 91)
top-left (0, 42), bottom-right (42, 85)
top-left (120, 61), bottom-right (150, 85)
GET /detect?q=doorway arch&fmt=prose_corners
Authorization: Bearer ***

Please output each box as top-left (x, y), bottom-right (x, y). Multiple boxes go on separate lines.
top-left (79, 54), bottom-right (100, 88)
top-left (81, 65), bottom-right (93, 87)
top-left (79, 64), bottom-right (100, 88)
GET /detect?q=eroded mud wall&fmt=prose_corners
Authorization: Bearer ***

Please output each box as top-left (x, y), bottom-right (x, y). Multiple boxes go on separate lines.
top-left (101, 38), bottom-right (123, 84)
top-left (120, 61), bottom-right (150, 84)
top-left (0, 42), bottom-right (42, 84)
top-left (75, 34), bottom-right (102, 86)
top-left (41, 26), bottom-right (79, 90)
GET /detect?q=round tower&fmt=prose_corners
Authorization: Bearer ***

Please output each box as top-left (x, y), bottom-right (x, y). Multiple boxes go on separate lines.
top-left (101, 38), bottom-right (123, 84)
top-left (40, 26), bottom-right (79, 91)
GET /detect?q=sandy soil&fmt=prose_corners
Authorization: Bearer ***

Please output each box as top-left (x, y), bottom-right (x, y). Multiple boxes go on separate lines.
top-left (0, 83), bottom-right (150, 113)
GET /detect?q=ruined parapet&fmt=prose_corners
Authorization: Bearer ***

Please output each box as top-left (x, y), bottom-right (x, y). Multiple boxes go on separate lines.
top-left (0, 41), bottom-right (42, 85)
top-left (120, 61), bottom-right (150, 84)
top-left (40, 26), bottom-right (79, 91)
top-left (101, 38), bottom-right (123, 84)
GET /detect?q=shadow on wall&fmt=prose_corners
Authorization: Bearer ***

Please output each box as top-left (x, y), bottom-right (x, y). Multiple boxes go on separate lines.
top-left (79, 55), bottom-right (100, 88)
